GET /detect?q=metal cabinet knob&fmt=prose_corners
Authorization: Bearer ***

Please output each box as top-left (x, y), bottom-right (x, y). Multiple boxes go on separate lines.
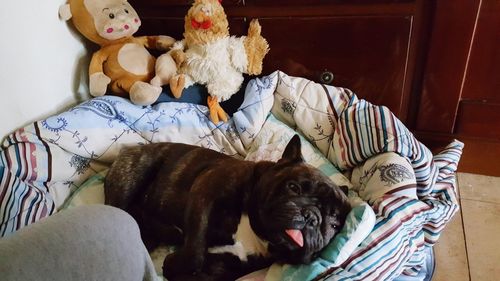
top-left (320, 71), bottom-right (334, 84)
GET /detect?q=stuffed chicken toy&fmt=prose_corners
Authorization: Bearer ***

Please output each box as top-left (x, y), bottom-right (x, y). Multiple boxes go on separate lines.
top-left (59, 0), bottom-right (181, 105)
top-left (164, 0), bottom-right (269, 123)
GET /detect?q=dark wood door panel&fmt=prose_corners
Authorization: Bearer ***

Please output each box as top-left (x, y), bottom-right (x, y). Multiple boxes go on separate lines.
top-left (131, 0), bottom-right (244, 9)
top-left (258, 16), bottom-right (412, 118)
top-left (461, 0), bottom-right (500, 102)
top-left (136, 18), bottom-right (185, 39)
top-left (135, 17), bottom-right (248, 41)
top-left (415, 0), bottom-right (481, 133)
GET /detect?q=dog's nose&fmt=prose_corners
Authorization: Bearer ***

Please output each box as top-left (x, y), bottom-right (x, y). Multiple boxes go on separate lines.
top-left (303, 209), bottom-right (319, 227)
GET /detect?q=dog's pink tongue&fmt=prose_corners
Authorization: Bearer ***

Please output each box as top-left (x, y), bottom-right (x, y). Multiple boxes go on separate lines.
top-left (285, 229), bottom-right (304, 247)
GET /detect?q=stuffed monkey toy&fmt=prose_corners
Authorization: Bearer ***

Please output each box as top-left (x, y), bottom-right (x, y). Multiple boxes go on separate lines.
top-left (59, 0), bottom-right (181, 105)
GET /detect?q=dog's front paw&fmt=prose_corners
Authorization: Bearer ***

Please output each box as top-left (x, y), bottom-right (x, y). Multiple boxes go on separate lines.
top-left (163, 251), bottom-right (204, 279)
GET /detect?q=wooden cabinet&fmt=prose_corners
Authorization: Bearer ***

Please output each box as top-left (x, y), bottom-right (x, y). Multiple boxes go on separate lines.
top-left (131, 0), bottom-right (500, 175)
top-left (415, 0), bottom-right (480, 134)
top-left (455, 0), bottom-right (500, 139)
top-left (415, 0), bottom-right (500, 176)
top-left (258, 16), bottom-right (413, 120)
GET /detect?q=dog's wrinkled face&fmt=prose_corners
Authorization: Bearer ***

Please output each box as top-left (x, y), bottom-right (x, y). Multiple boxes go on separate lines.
top-left (249, 136), bottom-right (351, 264)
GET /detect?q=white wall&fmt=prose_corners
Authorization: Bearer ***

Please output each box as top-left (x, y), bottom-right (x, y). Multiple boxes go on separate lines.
top-left (0, 0), bottom-right (91, 140)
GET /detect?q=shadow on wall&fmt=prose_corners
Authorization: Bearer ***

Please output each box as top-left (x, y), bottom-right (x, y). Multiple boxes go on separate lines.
top-left (63, 16), bottom-right (94, 103)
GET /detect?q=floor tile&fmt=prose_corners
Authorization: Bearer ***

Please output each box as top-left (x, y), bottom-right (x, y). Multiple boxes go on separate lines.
top-left (458, 173), bottom-right (500, 204)
top-left (433, 208), bottom-right (470, 281)
top-left (461, 199), bottom-right (500, 281)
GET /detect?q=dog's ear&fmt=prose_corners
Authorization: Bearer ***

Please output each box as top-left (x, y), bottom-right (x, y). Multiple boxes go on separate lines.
top-left (281, 135), bottom-right (304, 162)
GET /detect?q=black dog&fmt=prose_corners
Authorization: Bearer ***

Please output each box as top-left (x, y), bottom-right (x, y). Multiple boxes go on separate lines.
top-left (104, 135), bottom-right (351, 281)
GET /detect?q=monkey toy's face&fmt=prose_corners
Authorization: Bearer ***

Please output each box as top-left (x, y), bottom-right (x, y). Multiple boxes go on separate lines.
top-left (84, 0), bottom-right (140, 40)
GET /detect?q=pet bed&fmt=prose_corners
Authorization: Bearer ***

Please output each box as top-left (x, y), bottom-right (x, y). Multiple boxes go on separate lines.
top-left (0, 71), bottom-right (462, 280)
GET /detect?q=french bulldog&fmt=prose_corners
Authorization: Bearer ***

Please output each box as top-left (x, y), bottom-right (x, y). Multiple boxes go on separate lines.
top-left (104, 135), bottom-right (351, 281)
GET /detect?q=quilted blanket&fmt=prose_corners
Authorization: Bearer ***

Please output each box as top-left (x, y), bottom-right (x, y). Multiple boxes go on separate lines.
top-left (0, 71), bottom-right (463, 280)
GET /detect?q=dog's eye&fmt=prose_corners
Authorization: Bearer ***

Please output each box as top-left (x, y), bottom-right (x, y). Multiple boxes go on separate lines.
top-left (287, 182), bottom-right (301, 194)
top-left (329, 215), bottom-right (339, 230)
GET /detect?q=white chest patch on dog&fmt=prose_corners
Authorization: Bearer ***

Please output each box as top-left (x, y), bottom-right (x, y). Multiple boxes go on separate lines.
top-left (208, 215), bottom-right (269, 262)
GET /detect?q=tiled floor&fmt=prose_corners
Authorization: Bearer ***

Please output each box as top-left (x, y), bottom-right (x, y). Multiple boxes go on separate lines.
top-left (433, 173), bottom-right (500, 281)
